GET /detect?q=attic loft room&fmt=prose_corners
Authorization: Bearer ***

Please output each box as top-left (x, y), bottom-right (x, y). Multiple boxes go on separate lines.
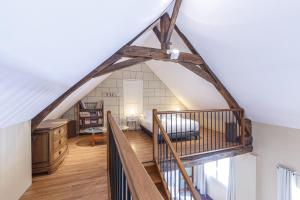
top-left (1, 1), bottom-right (300, 200)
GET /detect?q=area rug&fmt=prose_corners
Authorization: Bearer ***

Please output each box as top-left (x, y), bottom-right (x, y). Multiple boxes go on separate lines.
top-left (76, 137), bottom-right (106, 147)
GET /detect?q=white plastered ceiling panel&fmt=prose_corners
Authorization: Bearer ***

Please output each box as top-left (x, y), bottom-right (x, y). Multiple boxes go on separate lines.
top-left (174, 0), bottom-right (300, 129)
top-left (1, 0), bottom-right (300, 130)
top-left (135, 28), bottom-right (229, 110)
top-left (0, 0), bottom-right (172, 128)
top-left (45, 74), bottom-right (111, 120)
top-left (147, 60), bottom-right (229, 110)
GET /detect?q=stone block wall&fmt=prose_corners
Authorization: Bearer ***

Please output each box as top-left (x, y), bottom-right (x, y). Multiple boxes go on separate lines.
top-left (62, 62), bottom-right (186, 127)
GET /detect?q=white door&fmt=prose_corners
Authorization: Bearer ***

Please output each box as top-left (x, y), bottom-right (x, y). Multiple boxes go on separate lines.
top-left (123, 80), bottom-right (143, 117)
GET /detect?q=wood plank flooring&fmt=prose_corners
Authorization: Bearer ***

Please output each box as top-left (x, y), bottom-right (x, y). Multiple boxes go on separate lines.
top-left (21, 131), bottom-right (153, 200)
top-left (21, 130), bottom-right (237, 199)
top-left (21, 135), bottom-right (108, 200)
top-left (125, 131), bottom-right (153, 163)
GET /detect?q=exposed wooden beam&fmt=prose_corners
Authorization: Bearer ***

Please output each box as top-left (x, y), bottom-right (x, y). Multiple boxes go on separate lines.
top-left (93, 58), bottom-right (151, 77)
top-left (31, 54), bottom-right (121, 130)
top-left (166, 0), bottom-right (182, 44)
top-left (160, 13), bottom-right (170, 49)
top-left (182, 145), bottom-right (253, 168)
top-left (119, 45), bottom-right (204, 65)
top-left (152, 26), bottom-right (161, 43)
top-left (31, 16), bottom-right (162, 130)
top-left (179, 62), bottom-right (215, 84)
top-left (174, 25), bottom-right (240, 109)
top-left (174, 25), bottom-right (198, 54)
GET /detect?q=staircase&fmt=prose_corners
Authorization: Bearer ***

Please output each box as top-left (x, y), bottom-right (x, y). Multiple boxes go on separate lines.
top-left (143, 161), bottom-right (169, 199)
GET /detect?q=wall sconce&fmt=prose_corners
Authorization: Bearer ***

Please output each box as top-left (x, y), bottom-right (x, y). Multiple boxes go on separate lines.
top-left (126, 104), bottom-right (138, 117)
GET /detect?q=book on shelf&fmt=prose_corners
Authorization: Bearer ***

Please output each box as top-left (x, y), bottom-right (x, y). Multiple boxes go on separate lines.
top-left (84, 118), bottom-right (90, 125)
top-left (79, 101), bottom-right (86, 109)
top-left (78, 100), bottom-right (104, 131)
top-left (80, 112), bottom-right (90, 117)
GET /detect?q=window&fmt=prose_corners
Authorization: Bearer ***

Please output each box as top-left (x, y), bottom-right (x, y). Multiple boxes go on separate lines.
top-left (179, 167), bottom-right (193, 190)
top-left (166, 167), bottom-right (194, 200)
top-left (204, 158), bottom-right (230, 186)
top-left (292, 174), bottom-right (300, 200)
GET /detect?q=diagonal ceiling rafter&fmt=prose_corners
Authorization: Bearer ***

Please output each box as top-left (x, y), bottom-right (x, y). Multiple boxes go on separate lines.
top-left (32, 2), bottom-right (242, 130)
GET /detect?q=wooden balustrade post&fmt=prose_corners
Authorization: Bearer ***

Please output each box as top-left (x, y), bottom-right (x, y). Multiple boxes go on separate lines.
top-left (153, 109), bottom-right (158, 163)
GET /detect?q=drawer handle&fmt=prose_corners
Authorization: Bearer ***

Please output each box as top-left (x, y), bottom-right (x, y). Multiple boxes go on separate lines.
top-left (59, 151), bottom-right (62, 155)
top-left (59, 140), bottom-right (62, 145)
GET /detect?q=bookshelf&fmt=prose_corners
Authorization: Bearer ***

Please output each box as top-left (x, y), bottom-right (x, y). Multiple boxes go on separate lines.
top-left (77, 101), bottom-right (104, 134)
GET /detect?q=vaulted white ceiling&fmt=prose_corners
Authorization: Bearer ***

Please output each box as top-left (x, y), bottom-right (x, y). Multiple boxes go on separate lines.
top-left (1, 0), bottom-right (299, 129)
top-left (0, 0), bottom-right (172, 128)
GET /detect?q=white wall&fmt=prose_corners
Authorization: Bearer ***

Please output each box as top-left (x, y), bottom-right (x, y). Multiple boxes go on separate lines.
top-left (204, 154), bottom-right (256, 200)
top-left (235, 154), bottom-right (256, 200)
top-left (206, 176), bottom-right (227, 200)
top-left (0, 121), bottom-right (32, 200)
top-left (253, 122), bottom-right (300, 200)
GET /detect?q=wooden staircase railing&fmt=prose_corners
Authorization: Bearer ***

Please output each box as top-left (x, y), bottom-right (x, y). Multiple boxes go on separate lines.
top-left (107, 111), bottom-right (163, 200)
top-left (153, 109), bottom-right (202, 200)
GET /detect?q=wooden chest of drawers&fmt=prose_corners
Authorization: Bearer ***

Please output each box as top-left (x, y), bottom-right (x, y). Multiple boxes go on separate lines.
top-left (32, 119), bottom-right (69, 174)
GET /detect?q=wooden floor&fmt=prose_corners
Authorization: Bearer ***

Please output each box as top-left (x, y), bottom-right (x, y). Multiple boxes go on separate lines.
top-left (126, 130), bottom-right (239, 159)
top-left (125, 130), bottom-right (153, 163)
top-left (21, 135), bottom-right (108, 200)
top-left (168, 130), bottom-right (240, 156)
top-left (21, 131), bottom-right (153, 200)
top-left (21, 130), bottom-right (238, 199)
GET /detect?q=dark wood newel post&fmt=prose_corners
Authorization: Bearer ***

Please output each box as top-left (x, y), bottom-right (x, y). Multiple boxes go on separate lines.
top-left (153, 109), bottom-right (158, 163)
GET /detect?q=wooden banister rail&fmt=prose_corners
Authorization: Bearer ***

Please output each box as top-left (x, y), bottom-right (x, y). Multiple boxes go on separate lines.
top-left (153, 109), bottom-right (202, 200)
top-left (107, 111), bottom-right (163, 200)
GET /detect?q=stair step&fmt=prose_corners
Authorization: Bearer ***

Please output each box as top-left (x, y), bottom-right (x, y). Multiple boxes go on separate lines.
top-left (142, 160), bottom-right (156, 167)
top-left (143, 161), bottom-right (168, 199)
top-left (149, 171), bottom-right (162, 184)
top-left (155, 182), bottom-right (169, 200)
top-left (144, 164), bottom-right (161, 184)
top-left (144, 164), bottom-right (157, 174)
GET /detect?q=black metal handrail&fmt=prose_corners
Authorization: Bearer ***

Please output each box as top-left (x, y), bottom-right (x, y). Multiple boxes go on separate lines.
top-left (156, 109), bottom-right (245, 156)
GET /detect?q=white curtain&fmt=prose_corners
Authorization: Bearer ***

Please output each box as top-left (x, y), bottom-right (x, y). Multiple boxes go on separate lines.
top-left (277, 166), bottom-right (295, 200)
top-left (194, 164), bottom-right (206, 195)
top-left (226, 157), bottom-right (236, 200)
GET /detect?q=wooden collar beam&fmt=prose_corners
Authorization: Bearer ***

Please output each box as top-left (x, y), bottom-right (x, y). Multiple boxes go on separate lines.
top-left (118, 45), bottom-right (204, 65)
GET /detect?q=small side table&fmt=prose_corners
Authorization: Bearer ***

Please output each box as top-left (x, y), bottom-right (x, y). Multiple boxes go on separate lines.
top-left (84, 127), bottom-right (107, 146)
top-left (126, 116), bottom-right (139, 130)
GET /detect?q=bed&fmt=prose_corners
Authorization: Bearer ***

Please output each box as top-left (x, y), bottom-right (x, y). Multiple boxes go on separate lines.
top-left (140, 110), bottom-right (200, 142)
